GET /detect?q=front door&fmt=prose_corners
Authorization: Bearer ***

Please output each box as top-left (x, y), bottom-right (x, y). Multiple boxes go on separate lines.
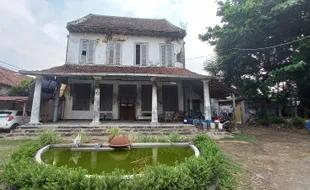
top-left (119, 85), bottom-right (136, 120)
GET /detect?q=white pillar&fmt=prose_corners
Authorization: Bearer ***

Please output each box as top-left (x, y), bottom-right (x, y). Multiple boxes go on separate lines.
top-left (178, 82), bottom-right (184, 112)
top-left (157, 82), bottom-right (163, 114)
top-left (136, 82), bottom-right (142, 119)
top-left (29, 76), bottom-right (42, 125)
top-left (53, 83), bottom-right (61, 123)
top-left (202, 80), bottom-right (211, 120)
top-left (150, 78), bottom-right (159, 125)
top-left (112, 82), bottom-right (119, 120)
top-left (91, 80), bottom-right (101, 125)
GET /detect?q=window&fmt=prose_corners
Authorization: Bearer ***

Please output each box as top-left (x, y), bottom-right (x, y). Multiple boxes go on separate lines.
top-left (79, 39), bottom-right (95, 64)
top-left (135, 43), bottom-right (148, 65)
top-left (162, 85), bottom-right (178, 111)
top-left (160, 44), bottom-right (174, 67)
top-left (100, 84), bottom-right (113, 111)
top-left (72, 83), bottom-right (91, 111)
top-left (107, 42), bottom-right (122, 65)
top-left (142, 85), bottom-right (152, 111)
top-left (16, 111), bottom-right (23, 116)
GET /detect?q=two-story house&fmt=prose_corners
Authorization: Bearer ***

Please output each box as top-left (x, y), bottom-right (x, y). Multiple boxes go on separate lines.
top-left (20, 14), bottom-right (233, 126)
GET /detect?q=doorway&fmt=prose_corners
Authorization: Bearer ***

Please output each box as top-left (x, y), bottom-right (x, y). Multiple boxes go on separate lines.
top-left (119, 85), bottom-right (136, 120)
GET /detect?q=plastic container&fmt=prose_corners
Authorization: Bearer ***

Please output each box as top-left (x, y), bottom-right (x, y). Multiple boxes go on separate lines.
top-left (308, 121), bottom-right (310, 133)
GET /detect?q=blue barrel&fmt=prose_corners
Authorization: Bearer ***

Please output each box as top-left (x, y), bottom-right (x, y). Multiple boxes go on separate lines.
top-left (308, 121), bottom-right (310, 133)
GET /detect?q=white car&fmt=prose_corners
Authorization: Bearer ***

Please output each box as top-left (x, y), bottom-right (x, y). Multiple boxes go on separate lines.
top-left (0, 110), bottom-right (31, 130)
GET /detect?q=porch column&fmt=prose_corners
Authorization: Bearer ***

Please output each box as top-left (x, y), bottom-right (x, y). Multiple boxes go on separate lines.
top-left (150, 78), bottom-right (159, 125)
top-left (29, 76), bottom-right (42, 125)
top-left (53, 83), bottom-right (61, 123)
top-left (202, 80), bottom-right (211, 120)
top-left (112, 82), bottom-right (119, 120)
top-left (91, 79), bottom-right (101, 125)
top-left (136, 82), bottom-right (142, 119)
top-left (158, 82), bottom-right (163, 114)
top-left (178, 82), bottom-right (184, 112)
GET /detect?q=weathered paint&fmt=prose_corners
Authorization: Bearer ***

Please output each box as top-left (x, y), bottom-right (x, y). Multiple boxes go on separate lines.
top-left (66, 33), bottom-right (184, 67)
top-left (53, 83), bottom-right (61, 122)
top-left (91, 86), bottom-right (101, 125)
top-left (150, 78), bottom-right (159, 125)
top-left (29, 76), bottom-right (42, 125)
top-left (136, 82), bottom-right (142, 119)
top-left (203, 80), bottom-right (211, 120)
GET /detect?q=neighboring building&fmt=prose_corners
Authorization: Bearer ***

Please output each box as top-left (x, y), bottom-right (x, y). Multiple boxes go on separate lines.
top-left (20, 14), bottom-right (233, 125)
top-left (0, 66), bottom-right (30, 96)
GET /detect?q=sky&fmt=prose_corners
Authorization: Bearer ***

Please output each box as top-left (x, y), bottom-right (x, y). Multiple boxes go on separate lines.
top-left (0, 0), bottom-right (221, 74)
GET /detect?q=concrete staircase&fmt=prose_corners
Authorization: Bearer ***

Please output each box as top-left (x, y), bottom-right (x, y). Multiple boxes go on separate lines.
top-left (7, 125), bottom-right (198, 138)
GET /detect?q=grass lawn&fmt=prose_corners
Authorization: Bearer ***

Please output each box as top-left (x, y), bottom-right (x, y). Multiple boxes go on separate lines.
top-left (0, 139), bottom-right (37, 168)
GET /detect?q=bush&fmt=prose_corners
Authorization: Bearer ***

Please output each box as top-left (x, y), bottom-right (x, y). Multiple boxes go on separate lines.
top-left (39, 130), bottom-right (58, 145)
top-left (168, 132), bottom-right (181, 142)
top-left (290, 117), bottom-right (306, 128)
top-left (258, 118), bottom-right (269, 126)
top-left (1, 135), bottom-right (237, 190)
top-left (269, 117), bottom-right (286, 124)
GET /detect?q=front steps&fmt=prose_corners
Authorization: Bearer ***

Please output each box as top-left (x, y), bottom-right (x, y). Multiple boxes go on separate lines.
top-left (7, 125), bottom-right (198, 138)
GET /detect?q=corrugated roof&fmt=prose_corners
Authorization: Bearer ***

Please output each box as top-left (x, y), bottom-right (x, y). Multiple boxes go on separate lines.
top-left (0, 66), bottom-right (31, 86)
top-left (67, 14), bottom-right (186, 38)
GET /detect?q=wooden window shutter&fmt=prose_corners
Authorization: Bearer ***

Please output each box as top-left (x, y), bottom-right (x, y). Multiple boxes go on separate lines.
top-left (115, 42), bottom-right (121, 65)
top-left (88, 40), bottom-right (95, 63)
top-left (108, 42), bottom-right (114, 65)
top-left (80, 39), bottom-right (88, 63)
top-left (141, 44), bottom-right (147, 65)
top-left (167, 44), bottom-right (173, 67)
top-left (161, 45), bottom-right (166, 66)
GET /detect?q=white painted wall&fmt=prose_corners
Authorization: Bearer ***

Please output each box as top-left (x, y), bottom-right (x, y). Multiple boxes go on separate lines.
top-left (66, 33), bottom-right (185, 67)
top-left (62, 79), bottom-right (184, 120)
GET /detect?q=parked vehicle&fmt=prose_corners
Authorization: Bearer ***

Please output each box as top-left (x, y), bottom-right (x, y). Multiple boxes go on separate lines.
top-left (0, 110), bottom-right (30, 130)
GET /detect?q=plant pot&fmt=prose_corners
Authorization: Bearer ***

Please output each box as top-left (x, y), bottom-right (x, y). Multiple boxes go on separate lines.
top-left (109, 135), bottom-right (132, 147)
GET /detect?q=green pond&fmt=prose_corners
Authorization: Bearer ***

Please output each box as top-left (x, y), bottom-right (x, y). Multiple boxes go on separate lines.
top-left (42, 147), bottom-right (194, 175)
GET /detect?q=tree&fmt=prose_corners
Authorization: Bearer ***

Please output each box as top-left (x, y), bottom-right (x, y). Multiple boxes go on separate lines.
top-left (199, 0), bottom-right (310, 117)
top-left (9, 79), bottom-right (33, 96)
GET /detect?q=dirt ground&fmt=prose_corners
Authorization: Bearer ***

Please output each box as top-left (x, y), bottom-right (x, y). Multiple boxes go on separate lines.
top-left (217, 125), bottom-right (310, 190)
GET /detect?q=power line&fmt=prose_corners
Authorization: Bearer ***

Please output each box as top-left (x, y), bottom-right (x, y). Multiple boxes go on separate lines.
top-left (186, 34), bottom-right (310, 60)
top-left (0, 63), bottom-right (19, 72)
top-left (0, 60), bottom-right (24, 70)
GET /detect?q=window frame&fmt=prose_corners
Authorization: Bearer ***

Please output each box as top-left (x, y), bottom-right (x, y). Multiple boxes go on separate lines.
top-left (72, 83), bottom-right (91, 111)
top-left (159, 44), bottom-right (174, 67)
top-left (107, 41), bottom-right (122, 65)
top-left (79, 39), bottom-right (96, 64)
top-left (134, 42), bottom-right (149, 66)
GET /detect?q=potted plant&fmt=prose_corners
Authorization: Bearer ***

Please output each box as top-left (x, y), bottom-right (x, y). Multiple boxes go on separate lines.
top-left (108, 127), bottom-right (131, 147)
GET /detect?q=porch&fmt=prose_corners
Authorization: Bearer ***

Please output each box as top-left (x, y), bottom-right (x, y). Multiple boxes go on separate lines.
top-left (20, 65), bottom-right (233, 127)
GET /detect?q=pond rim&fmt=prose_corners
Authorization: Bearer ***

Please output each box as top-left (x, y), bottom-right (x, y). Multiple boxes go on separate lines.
top-left (35, 142), bottom-right (200, 178)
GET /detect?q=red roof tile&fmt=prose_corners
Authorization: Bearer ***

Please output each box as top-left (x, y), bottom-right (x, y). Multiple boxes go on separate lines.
top-left (0, 96), bottom-right (28, 102)
top-left (0, 66), bottom-right (31, 86)
top-left (36, 64), bottom-right (205, 77)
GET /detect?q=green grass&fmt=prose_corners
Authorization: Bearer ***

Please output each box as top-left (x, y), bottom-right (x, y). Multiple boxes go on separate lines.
top-left (223, 132), bottom-right (256, 142)
top-left (0, 139), bottom-right (37, 168)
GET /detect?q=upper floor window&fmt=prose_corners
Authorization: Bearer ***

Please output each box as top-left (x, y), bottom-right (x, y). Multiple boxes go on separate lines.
top-left (134, 43), bottom-right (148, 65)
top-left (79, 39), bottom-right (95, 64)
top-left (160, 44), bottom-right (174, 67)
top-left (107, 42), bottom-right (122, 65)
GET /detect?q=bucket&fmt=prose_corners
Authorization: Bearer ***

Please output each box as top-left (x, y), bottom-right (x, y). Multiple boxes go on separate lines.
top-left (308, 121), bottom-right (310, 133)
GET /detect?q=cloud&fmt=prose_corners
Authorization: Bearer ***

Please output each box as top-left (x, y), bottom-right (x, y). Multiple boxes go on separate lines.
top-left (0, 0), bottom-right (220, 74)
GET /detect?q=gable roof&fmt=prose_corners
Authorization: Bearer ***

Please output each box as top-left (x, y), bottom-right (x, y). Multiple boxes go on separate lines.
top-left (67, 14), bottom-right (186, 38)
top-left (0, 66), bottom-right (31, 86)
top-left (19, 64), bottom-right (213, 80)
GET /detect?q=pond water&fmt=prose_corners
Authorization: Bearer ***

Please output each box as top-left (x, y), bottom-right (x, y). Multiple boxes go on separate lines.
top-left (42, 147), bottom-right (194, 174)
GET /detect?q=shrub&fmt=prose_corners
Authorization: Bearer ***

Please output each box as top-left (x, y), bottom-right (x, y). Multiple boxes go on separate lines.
top-left (168, 132), bottom-right (181, 142)
top-left (39, 130), bottom-right (58, 145)
top-left (109, 127), bottom-right (120, 136)
top-left (78, 130), bottom-right (89, 143)
top-left (1, 134), bottom-right (237, 190)
top-left (258, 118), bottom-right (269, 126)
top-left (290, 117), bottom-right (306, 128)
top-left (269, 117), bottom-right (286, 124)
